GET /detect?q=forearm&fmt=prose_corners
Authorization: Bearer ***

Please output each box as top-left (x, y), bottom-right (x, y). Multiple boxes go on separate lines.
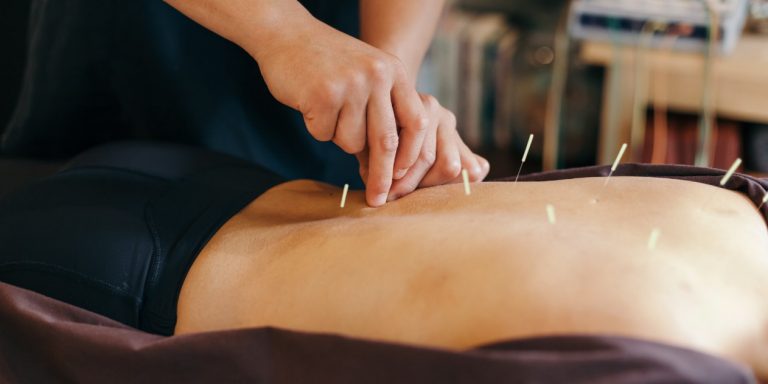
top-left (360, 0), bottom-right (445, 83)
top-left (163, 0), bottom-right (313, 62)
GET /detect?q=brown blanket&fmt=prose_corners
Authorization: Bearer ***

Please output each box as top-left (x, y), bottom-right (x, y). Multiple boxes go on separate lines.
top-left (0, 163), bottom-right (765, 384)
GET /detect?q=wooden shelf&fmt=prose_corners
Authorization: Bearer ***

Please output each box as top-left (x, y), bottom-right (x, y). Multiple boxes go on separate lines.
top-left (581, 35), bottom-right (768, 124)
top-left (580, 35), bottom-right (768, 165)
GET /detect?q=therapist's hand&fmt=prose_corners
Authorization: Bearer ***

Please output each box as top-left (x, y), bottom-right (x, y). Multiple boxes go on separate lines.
top-left (251, 15), bottom-right (428, 207)
top-left (163, 0), bottom-right (448, 206)
top-left (356, 94), bottom-right (490, 200)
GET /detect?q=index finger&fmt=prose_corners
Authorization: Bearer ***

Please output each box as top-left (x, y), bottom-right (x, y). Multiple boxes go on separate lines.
top-left (365, 89), bottom-right (398, 207)
top-left (391, 73), bottom-right (428, 179)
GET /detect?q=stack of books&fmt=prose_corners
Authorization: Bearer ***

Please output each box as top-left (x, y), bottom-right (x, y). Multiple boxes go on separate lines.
top-left (570, 0), bottom-right (750, 53)
top-left (419, 6), bottom-right (603, 177)
top-left (640, 112), bottom-right (768, 176)
top-left (641, 113), bottom-right (742, 169)
top-left (745, 124), bottom-right (768, 175)
top-left (420, 10), bottom-right (519, 152)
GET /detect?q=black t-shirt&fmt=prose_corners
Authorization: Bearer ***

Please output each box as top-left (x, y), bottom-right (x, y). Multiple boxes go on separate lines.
top-left (2, 0), bottom-right (363, 188)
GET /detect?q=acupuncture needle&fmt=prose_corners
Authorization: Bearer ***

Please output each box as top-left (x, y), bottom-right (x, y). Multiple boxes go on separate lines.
top-left (545, 204), bottom-right (556, 224)
top-left (604, 143), bottom-right (628, 187)
top-left (719, 158), bottom-right (741, 187)
top-left (340, 184), bottom-right (349, 208)
top-left (514, 134), bottom-right (534, 185)
top-left (702, 158), bottom-right (742, 210)
top-left (462, 169), bottom-right (471, 196)
top-left (647, 228), bottom-right (661, 251)
top-left (593, 143), bottom-right (627, 202)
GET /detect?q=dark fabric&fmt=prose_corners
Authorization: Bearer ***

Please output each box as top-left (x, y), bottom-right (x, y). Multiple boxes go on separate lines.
top-left (0, 281), bottom-right (757, 384)
top-left (0, 142), bottom-right (284, 335)
top-left (0, 160), bottom-right (764, 383)
top-left (0, 0), bottom-right (31, 131)
top-left (0, 158), bottom-right (62, 197)
top-left (2, 0), bottom-right (363, 188)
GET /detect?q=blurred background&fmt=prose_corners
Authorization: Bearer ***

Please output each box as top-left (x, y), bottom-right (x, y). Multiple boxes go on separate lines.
top-left (417, 0), bottom-right (768, 178)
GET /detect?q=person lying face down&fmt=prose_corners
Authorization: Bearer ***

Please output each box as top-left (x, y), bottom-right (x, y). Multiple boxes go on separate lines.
top-left (0, 143), bottom-right (766, 380)
top-left (177, 176), bottom-right (768, 379)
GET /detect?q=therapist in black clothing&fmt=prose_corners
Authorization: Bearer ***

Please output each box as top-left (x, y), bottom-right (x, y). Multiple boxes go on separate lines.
top-left (3, 0), bottom-right (489, 206)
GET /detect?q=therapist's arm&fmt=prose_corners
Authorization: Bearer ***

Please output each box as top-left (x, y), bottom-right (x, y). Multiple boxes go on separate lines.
top-left (163, 0), bottom-right (428, 207)
top-left (360, 0), bottom-right (446, 84)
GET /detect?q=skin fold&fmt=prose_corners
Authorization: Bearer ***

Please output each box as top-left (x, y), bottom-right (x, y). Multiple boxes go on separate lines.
top-left (177, 177), bottom-right (768, 379)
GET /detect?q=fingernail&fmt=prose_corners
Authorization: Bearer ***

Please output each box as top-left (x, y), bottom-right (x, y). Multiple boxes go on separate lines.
top-left (373, 193), bottom-right (388, 207)
top-left (394, 168), bottom-right (408, 180)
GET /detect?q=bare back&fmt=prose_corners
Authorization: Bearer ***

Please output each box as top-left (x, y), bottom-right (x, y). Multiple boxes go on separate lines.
top-left (176, 177), bottom-right (768, 377)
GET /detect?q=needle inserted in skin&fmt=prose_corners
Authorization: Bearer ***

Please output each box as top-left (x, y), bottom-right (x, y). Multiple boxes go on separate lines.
top-left (514, 134), bottom-right (534, 184)
top-left (702, 158), bottom-right (743, 210)
top-left (647, 228), bottom-right (661, 251)
top-left (546, 204), bottom-right (556, 224)
top-left (604, 143), bottom-right (628, 187)
top-left (758, 192), bottom-right (768, 210)
top-left (720, 158), bottom-right (742, 187)
top-left (340, 184), bottom-right (349, 208)
top-left (462, 169), bottom-right (471, 196)
top-left (593, 143), bottom-right (628, 203)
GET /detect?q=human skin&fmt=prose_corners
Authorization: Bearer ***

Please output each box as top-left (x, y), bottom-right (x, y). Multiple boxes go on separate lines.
top-left (367, 93), bottom-right (490, 201)
top-left (358, 1), bottom-right (489, 198)
top-left (176, 177), bottom-right (768, 379)
top-left (163, 0), bottom-right (488, 206)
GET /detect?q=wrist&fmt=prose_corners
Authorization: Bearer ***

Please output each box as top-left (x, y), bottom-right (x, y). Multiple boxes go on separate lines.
top-left (232, 1), bottom-right (317, 63)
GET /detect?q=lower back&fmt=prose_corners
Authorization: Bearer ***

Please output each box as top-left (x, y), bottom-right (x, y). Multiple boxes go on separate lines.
top-left (177, 177), bottom-right (768, 377)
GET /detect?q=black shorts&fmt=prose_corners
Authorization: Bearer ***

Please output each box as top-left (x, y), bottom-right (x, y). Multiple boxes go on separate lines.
top-left (0, 142), bottom-right (283, 335)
